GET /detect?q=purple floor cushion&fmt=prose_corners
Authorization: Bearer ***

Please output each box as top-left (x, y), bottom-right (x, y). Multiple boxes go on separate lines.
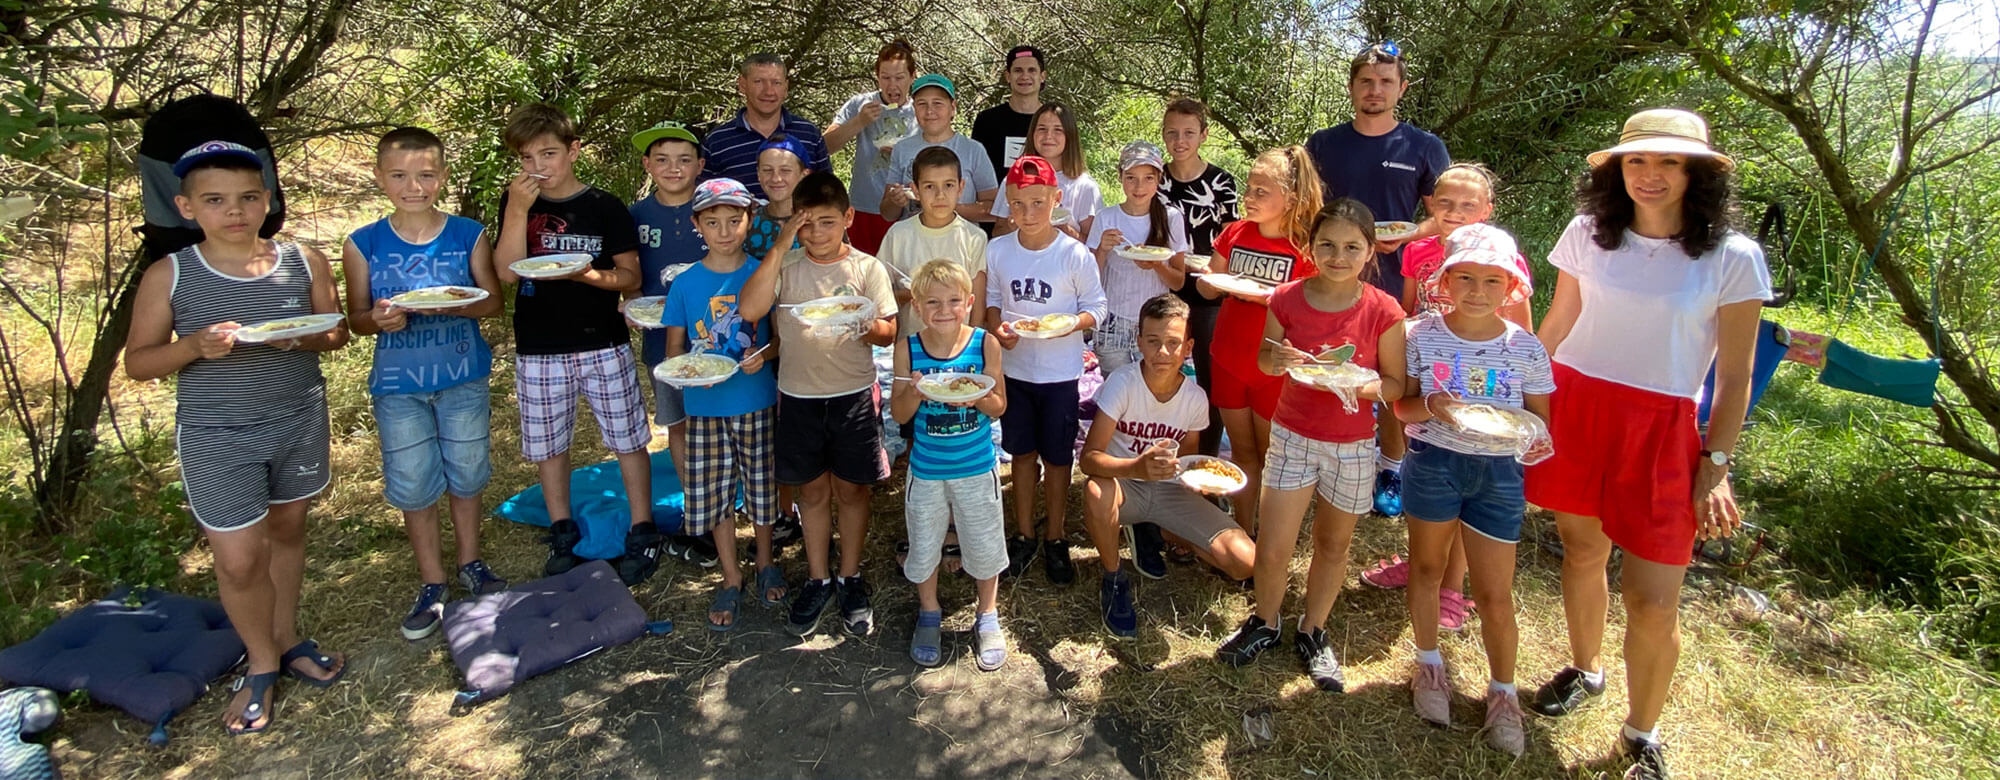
top-left (444, 560), bottom-right (647, 704)
top-left (0, 588), bottom-right (242, 741)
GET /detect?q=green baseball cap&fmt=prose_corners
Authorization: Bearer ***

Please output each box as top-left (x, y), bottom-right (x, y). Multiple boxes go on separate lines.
top-left (630, 120), bottom-right (702, 156)
top-left (910, 74), bottom-right (956, 101)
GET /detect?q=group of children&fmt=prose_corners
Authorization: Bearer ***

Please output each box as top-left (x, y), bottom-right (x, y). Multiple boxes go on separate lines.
top-left (138, 91), bottom-right (1552, 756)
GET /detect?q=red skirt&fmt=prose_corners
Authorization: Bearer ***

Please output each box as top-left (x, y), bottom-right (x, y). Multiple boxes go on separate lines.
top-left (848, 210), bottom-right (893, 256)
top-left (1525, 362), bottom-right (1700, 566)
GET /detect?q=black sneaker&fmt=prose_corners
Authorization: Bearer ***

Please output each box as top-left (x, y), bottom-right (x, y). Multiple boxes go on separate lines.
top-left (770, 511), bottom-right (804, 548)
top-left (1216, 615), bottom-right (1281, 667)
top-left (543, 518), bottom-right (585, 576)
top-left (400, 583), bottom-right (447, 640)
top-left (1292, 624), bottom-right (1344, 692)
top-left (1619, 736), bottom-right (1672, 780)
top-left (1131, 523), bottom-right (1168, 580)
top-left (787, 578), bottom-right (836, 637)
top-left (1005, 534), bottom-right (1039, 577)
top-left (836, 575), bottom-right (875, 636)
top-left (1531, 666), bottom-right (1606, 717)
top-left (665, 533), bottom-right (719, 567)
top-left (613, 521), bottom-right (665, 586)
top-left (457, 560), bottom-right (507, 596)
top-left (1099, 570), bottom-right (1137, 638)
top-left (1042, 537), bottom-right (1075, 585)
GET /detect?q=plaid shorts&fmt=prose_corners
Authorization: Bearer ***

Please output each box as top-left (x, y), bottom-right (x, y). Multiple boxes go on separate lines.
top-left (1265, 424), bottom-right (1376, 515)
top-left (683, 406), bottom-right (778, 535)
top-left (516, 346), bottom-right (652, 462)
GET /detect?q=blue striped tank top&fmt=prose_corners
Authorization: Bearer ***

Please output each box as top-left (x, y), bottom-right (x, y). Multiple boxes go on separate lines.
top-left (908, 328), bottom-right (996, 480)
top-left (169, 241), bottom-right (326, 426)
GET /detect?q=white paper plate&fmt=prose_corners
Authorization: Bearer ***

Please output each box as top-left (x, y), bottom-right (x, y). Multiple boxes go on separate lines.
top-left (914, 371), bottom-right (996, 403)
top-left (1183, 253), bottom-right (1212, 272)
top-left (232, 313), bottom-right (345, 344)
top-left (787, 295), bottom-right (878, 325)
top-left (1375, 221), bottom-right (1419, 242)
top-left (510, 253), bottom-right (593, 279)
top-left (1051, 206), bottom-right (1073, 225)
top-left (622, 296), bottom-right (667, 329)
top-left (1011, 312), bottom-right (1079, 339)
top-left (389, 286), bottom-right (489, 311)
top-left (1286, 361), bottom-right (1377, 389)
top-left (1199, 273), bottom-right (1275, 299)
top-left (1177, 455), bottom-right (1248, 494)
top-left (1117, 245), bottom-right (1175, 264)
top-left (652, 353), bottom-right (738, 388)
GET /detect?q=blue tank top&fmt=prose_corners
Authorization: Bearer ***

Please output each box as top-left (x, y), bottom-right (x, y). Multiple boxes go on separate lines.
top-left (908, 328), bottom-right (996, 480)
top-left (350, 215), bottom-right (494, 395)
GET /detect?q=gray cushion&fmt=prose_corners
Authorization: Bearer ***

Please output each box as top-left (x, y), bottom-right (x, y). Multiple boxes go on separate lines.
top-left (443, 560), bottom-right (646, 702)
top-left (0, 588), bottom-right (243, 726)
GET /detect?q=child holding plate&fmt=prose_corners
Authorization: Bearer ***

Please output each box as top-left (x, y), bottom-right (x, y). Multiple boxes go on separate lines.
top-left (1086, 140), bottom-right (1189, 374)
top-left (339, 127), bottom-right (507, 641)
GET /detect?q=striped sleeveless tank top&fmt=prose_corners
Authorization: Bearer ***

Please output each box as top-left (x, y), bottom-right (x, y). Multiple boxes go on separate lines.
top-left (908, 328), bottom-right (996, 480)
top-left (169, 242), bottom-right (326, 426)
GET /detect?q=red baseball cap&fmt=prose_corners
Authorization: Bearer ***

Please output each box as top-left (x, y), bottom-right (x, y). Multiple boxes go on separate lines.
top-left (1006, 155), bottom-right (1058, 190)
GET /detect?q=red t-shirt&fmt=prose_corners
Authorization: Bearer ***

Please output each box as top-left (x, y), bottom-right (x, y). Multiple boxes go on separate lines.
top-left (1209, 220), bottom-right (1314, 381)
top-left (1400, 236), bottom-right (1447, 313)
top-left (1268, 281), bottom-right (1405, 443)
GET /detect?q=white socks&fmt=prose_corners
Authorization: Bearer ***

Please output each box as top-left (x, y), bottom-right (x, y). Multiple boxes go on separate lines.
top-left (1377, 454), bottom-right (1403, 473)
top-left (1488, 680), bottom-right (1517, 696)
top-left (1623, 723), bottom-right (1660, 745)
top-left (1415, 648), bottom-right (1443, 666)
top-left (1582, 667), bottom-right (1605, 686)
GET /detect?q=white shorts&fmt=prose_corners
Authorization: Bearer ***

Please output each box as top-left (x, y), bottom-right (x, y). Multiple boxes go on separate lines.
top-left (1265, 424), bottom-right (1376, 515)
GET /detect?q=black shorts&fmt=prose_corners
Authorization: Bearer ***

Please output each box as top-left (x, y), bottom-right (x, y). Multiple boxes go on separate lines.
top-left (1000, 377), bottom-right (1079, 466)
top-left (776, 387), bottom-right (889, 486)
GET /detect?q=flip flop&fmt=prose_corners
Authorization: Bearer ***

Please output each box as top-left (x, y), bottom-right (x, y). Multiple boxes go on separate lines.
top-left (709, 585), bottom-right (742, 632)
top-left (280, 639), bottom-right (346, 688)
top-left (756, 564), bottom-right (788, 607)
top-left (225, 671), bottom-right (279, 736)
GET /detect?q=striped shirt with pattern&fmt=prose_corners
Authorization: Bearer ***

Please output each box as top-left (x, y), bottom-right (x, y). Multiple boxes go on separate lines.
top-left (169, 241), bottom-right (326, 426)
top-left (907, 329), bottom-right (997, 480)
top-left (1402, 313), bottom-right (1556, 456)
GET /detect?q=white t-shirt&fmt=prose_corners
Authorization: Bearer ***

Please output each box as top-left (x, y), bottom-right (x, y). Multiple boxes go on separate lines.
top-left (885, 132), bottom-right (999, 220)
top-left (878, 213), bottom-right (990, 335)
top-left (1548, 214), bottom-right (1771, 399)
top-left (1087, 202), bottom-right (1190, 320)
top-left (1403, 314), bottom-right (1557, 455)
top-left (1096, 363), bottom-right (1210, 458)
top-left (992, 170), bottom-right (1104, 228)
top-left (984, 231), bottom-right (1108, 383)
top-left (833, 91), bottom-right (918, 216)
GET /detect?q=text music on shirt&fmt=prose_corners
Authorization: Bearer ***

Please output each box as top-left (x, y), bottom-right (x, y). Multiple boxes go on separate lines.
top-left (1116, 420), bottom-right (1186, 443)
top-left (1228, 247), bottom-right (1294, 284)
top-left (1009, 278), bottom-right (1055, 304)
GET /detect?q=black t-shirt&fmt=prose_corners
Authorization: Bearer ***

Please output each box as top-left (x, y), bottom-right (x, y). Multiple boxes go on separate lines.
top-left (500, 186), bottom-right (641, 355)
top-left (971, 103), bottom-right (1036, 180)
top-left (1161, 163), bottom-right (1240, 307)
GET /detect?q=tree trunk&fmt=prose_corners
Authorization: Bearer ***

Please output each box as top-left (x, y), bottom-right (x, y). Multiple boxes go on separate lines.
top-left (32, 248), bottom-right (152, 533)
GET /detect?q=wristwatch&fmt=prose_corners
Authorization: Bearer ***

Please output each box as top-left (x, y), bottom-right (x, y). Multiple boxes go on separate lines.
top-left (1701, 449), bottom-right (1733, 467)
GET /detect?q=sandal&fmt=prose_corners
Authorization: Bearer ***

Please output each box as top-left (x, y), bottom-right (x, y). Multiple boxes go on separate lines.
top-left (280, 639), bottom-right (346, 688)
top-left (941, 544), bottom-right (963, 574)
top-left (709, 585), bottom-right (742, 631)
top-left (756, 565), bottom-right (788, 607)
top-left (910, 610), bottom-right (943, 668)
top-left (973, 612), bottom-right (1007, 672)
top-left (225, 670), bottom-right (279, 736)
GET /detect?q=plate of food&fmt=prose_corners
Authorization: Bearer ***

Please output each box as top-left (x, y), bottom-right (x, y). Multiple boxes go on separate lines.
top-left (788, 295), bottom-right (877, 325)
top-left (622, 296), bottom-right (667, 329)
top-left (1198, 273), bottom-right (1276, 299)
top-left (1011, 312), bottom-right (1079, 339)
top-left (1117, 244), bottom-right (1175, 264)
top-left (1375, 221), bottom-right (1419, 242)
top-left (1183, 253), bottom-right (1212, 272)
top-left (653, 353), bottom-right (738, 388)
top-left (1051, 206), bottom-right (1073, 225)
top-left (1287, 360), bottom-right (1376, 388)
top-left (915, 372), bottom-right (996, 403)
top-left (1177, 456), bottom-right (1248, 494)
top-left (389, 285), bottom-right (488, 311)
top-left (510, 253), bottom-right (593, 279)
top-left (232, 313), bottom-right (345, 344)
top-left (1448, 403), bottom-right (1542, 441)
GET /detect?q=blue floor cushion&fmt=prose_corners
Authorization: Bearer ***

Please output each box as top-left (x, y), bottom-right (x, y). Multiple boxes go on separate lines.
top-left (444, 560), bottom-right (646, 703)
top-left (495, 450), bottom-right (694, 561)
top-left (0, 588), bottom-right (242, 733)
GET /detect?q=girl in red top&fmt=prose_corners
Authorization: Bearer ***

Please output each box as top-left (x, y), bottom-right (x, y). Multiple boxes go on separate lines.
top-left (1214, 199), bottom-right (1406, 692)
top-left (1196, 145), bottom-right (1323, 535)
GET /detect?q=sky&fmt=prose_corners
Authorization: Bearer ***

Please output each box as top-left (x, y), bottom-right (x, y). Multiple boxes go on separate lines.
top-left (1915, 1), bottom-right (1999, 57)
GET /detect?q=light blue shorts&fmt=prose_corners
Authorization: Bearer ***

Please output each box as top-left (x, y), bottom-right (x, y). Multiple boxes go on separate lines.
top-left (373, 380), bottom-right (493, 511)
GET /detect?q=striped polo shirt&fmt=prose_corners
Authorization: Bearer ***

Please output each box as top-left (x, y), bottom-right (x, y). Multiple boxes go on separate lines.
top-left (699, 107), bottom-right (832, 200)
top-left (907, 329), bottom-right (997, 480)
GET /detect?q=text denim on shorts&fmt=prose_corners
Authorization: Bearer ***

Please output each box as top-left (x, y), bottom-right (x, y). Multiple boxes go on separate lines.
top-left (515, 345), bottom-right (652, 462)
top-left (1403, 440), bottom-right (1527, 542)
top-left (374, 379), bottom-right (493, 511)
top-left (903, 468), bottom-right (1008, 581)
top-left (1108, 478), bottom-right (1240, 546)
top-left (176, 397), bottom-right (331, 532)
top-left (683, 406), bottom-right (778, 535)
top-left (1265, 424), bottom-right (1376, 515)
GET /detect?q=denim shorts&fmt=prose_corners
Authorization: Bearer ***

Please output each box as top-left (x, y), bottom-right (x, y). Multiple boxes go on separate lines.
top-left (1402, 439), bottom-right (1526, 543)
top-left (373, 380), bottom-right (493, 511)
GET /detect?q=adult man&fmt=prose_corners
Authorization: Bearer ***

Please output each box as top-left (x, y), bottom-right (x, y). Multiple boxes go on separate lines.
top-left (702, 52), bottom-right (833, 199)
top-left (971, 45), bottom-right (1047, 182)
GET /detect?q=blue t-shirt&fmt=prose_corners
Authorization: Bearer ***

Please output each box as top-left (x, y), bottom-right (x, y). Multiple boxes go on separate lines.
top-left (662, 259), bottom-right (777, 417)
top-left (630, 194), bottom-right (708, 365)
top-left (1304, 122), bottom-right (1451, 294)
top-left (908, 329), bottom-right (997, 480)
top-left (351, 215), bottom-right (493, 395)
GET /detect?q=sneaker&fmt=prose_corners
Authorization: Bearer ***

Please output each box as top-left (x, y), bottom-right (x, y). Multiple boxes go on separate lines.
top-left (1005, 534), bottom-right (1039, 577)
top-left (1099, 570), bottom-right (1137, 638)
top-left (613, 522), bottom-right (665, 586)
top-left (1358, 555), bottom-right (1410, 589)
top-left (1619, 736), bottom-right (1672, 780)
top-left (1412, 661), bottom-right (1451, 726)
top-left (1439, 588), bottom-right (1476, 632)
top-left (1531, 666), bottom-right (1606, 717)
top-left (1293, 624), bottom-right (1345, 692)
top-left (1372, 469), bottom-right (1403, 517)
top-left (457, 560), bottom-right (507, 596)
top-left (399, 583), bottom-right (447, 640)
top-left (786, 578), bottom-right (835, 637)
top-left (1483, 690), bottom-right (1526, 756)
top-left (665, 533), bottom-right (720, 567)
top-left (1042, 537), bottom-right (1075, 586)
top-left (1130, 523), bottom-right (1168, 580)
top-left (543, 518), bottom-right (585, 576)
top-left (1216, 615), bottom-right (1280, 667)
top-left (770, 511), bottom-right (803, 548)
top-left (836, 575), bottom-right (875, 636)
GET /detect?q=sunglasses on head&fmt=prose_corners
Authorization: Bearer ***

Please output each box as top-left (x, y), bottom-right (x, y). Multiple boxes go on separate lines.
top-left (1376, 40), bottom-right (1401, 57)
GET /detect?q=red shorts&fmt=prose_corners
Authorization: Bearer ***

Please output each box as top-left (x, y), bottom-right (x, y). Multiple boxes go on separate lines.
top-left (1211, 363), bottom-right (1284, 419)
top-left (848, 210), bottom-right (893, 256)
top-left (1525, 362), bottom-right (1700, 566)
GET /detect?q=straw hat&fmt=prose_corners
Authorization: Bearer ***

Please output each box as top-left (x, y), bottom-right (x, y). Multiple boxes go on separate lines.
top-left (1587, 108), bottom-right (1734, 171)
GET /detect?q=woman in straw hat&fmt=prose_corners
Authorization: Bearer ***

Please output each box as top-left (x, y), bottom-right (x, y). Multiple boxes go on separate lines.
top-left (1523, 108), bottom-right (1771, 779)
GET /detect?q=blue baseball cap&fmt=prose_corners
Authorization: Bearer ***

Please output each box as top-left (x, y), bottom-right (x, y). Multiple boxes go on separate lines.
top-left (692, 178), bottom-right (761, 212)
top-left (910, 74), bottom-right (956, 101)
top-left (173, 140), bottom-right (264, 178)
